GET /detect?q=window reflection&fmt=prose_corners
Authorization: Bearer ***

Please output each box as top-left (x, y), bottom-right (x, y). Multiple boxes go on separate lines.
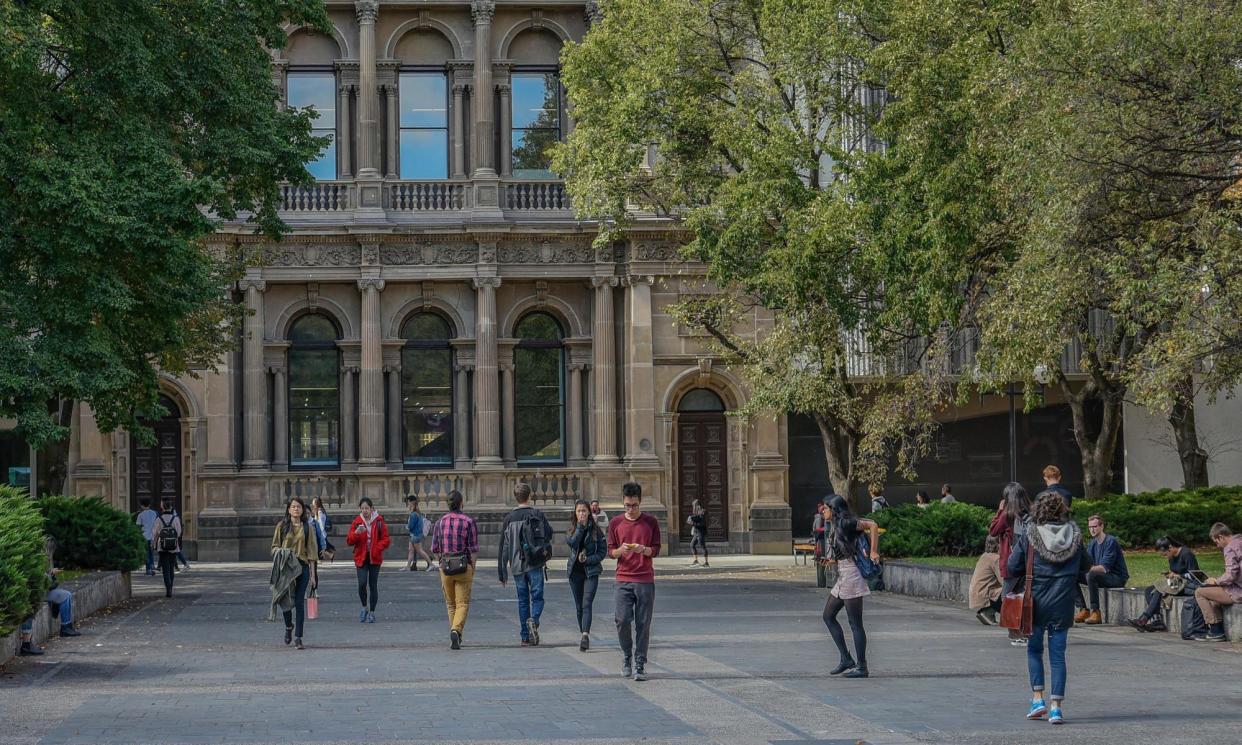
top-left (287, 73), bottom-right (337, 180)
top-left (399, 73), bottom-right (448, 179)
top-left (511, 72), bottom-right (561, 178)
top-left (401, 313), bottom-right (453, 466)
top-left (288, 314), bottom-right (340, 467)
top-left (515, 312), bottom-right (564, 462)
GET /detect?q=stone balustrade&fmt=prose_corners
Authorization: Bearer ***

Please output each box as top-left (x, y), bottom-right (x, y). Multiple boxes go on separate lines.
top-left (388, 181), bottom-right (466, 211)
top-left (280, 181), bottom-right (350, 212)
top-left (504, 180), bottom-right (569, 211)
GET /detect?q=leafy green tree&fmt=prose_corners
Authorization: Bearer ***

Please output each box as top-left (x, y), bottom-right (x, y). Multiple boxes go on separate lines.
top-left (0, 0), bottom-right (330, 486)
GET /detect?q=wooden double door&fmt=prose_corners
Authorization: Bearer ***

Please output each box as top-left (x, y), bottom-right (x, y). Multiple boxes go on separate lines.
top-left (677, 412), bottom-right (728, 542)
top-left (131, 395), bottom-right (182, 516)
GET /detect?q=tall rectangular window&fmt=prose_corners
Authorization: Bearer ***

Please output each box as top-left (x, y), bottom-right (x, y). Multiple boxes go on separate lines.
top-left (511, 72), bottom-right (561, 178)
top-left (287, 72), bottom-right (337, 180)
top-left (399, 73), bottom-right (448, 179)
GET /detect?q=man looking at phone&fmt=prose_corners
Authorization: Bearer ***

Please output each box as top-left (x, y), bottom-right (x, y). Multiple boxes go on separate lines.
top-left (608, 481), bottom-right (660, 681)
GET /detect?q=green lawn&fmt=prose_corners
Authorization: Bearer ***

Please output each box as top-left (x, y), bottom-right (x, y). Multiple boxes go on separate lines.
top-left (903, 551), bottom-right (1223, 588)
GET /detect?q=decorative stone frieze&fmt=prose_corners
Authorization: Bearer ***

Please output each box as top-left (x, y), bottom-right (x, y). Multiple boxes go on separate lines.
top-left (497, 239), bottom-right (594, 264)
top-left (265, 244), bottom-right (360, 267)
top-left (380, 243), bottom-right (477, 265)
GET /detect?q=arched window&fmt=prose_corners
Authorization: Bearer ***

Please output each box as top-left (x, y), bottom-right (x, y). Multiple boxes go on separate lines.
top-left (515, 312), bottom-right (565, 462)
top-left (510, 30), bottom-right (564, 178)
top-left (678, 388), bottom-right (726, 412)
top-left (288, 314), bottom-right (340, 468)
top-left (285, 30), bottom-right (343, 180)
top-left (401, 313), bottom-right (454, 466)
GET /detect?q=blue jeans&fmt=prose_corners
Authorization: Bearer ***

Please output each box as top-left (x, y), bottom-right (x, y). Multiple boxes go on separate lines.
top-left (145, 546), bottom-right (154, 574)
top-left (515, 568), bottom-right (546, 639)
top-left (1027, 624), bottom-right (1069, 700)
top-left (47, 588), bottom-right (73, 625)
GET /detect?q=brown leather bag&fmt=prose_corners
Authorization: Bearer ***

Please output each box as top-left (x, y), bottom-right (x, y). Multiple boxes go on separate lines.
top-left (1000, 540), bottom-right (1035, 635)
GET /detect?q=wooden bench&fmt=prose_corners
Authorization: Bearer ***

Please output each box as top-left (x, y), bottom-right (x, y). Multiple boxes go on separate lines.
top-left (792, 539), bottom-right (817, 565)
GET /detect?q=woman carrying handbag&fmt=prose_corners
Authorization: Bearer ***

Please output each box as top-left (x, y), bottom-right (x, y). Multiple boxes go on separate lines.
top-left (1004, 491), bottom-right (1089, 726)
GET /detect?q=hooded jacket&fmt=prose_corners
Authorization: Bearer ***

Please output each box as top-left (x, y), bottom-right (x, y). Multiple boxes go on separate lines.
top-left (1006, 520), bottom-right (1089, 630)
top-left (346, 513), bottom-right (392, 567)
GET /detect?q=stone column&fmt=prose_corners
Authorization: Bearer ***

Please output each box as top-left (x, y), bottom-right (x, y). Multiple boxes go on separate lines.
top-left (357, 278), bottom-right (385, 466)
top-left (497, 83), bottom-right (512, 177)
top-left (568, 363), bottom-right (585, 464)
top-left (471, 1), bottom-right (496, 176)
top-left (384, 84), bottom-right (399, 178)
top-left (452, 83), bottom-right (468, 178)
top-left (386, 363), bottom-right (402, 465)
top-left (240, 279), bottom-right (268, 469)
top-left (453, 363), bottom-right (472, 464)
top-left (501, 362), bottom-right (515, 463)
top-left (338, 84), bottom-right (353, 178)
top-left (473, 276), bottom-right (502, 465)
top-left (341, 366), bottom-right (357, 465)
top-left (591, 276), bottom-right (619, 464)
top-left (271, 364), bottom-right (288, 470)
top-left (355, 1), bottom-right (380, 179)
top-left (625, 275), bottom-right (659, 464)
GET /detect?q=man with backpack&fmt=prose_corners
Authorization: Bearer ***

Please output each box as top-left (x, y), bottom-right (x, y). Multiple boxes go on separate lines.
top-left (498, 483), bottom-right (554, 646)
top-left (153, 499), bottom-right (183, 598)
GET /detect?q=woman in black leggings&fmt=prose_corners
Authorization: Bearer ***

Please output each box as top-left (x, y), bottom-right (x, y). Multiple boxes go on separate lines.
top-left (820, 494), bottom-right (881, 678)
top-left (346, 497), bottom-right (391, 623)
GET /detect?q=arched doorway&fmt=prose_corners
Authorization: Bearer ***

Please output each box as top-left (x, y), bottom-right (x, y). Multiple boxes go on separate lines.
top-left (130, 394), bottom-right (182, 515)
top-left (676, 389), bottom-right (728, 542)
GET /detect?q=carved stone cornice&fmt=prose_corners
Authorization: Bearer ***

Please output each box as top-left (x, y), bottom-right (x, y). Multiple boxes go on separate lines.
top-left (497, 238), bottom-right (593, 265)
top-left (263, 243), bottom-right (360, 268)
top-left (381, 242), bottom-right (477, 265)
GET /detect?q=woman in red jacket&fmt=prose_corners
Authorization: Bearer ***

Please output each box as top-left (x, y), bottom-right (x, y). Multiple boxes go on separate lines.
top-left (988, 482), bottom-right (1032, 645)
top-left (346, 497), bottom-right (391, 623)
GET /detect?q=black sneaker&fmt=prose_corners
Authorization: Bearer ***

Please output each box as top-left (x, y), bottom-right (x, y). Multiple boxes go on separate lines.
top-left (622, 660), bottom-right (632, 678)
top-left (580, 633), bottom-right (590, 652)
top-left (285, 626), bottom-right (293, 645)
top-left (527, 618), bottom-right (540, 646)
top-left (450, 629), bottom-right (462, 650)
top-left (975, 610), bottom-right (995, 626)
top-left (1196, 631), bottom-right (1227, 642)
top-left (633, 665), bottom-right (647, 681)
top-left (843, 667), bottom-right (870, 679)
top-left (829, 658), bottom-right (856, 675)
top-left (59, 625), bottom-right (81, 638)
top-left (19, 641), bottom-right (44, 656)
top-left (294, 637), bottom-right (305, 650)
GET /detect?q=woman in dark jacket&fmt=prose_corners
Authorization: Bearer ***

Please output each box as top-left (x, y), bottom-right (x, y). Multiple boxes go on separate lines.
top-left (566, 499), bottom-right (608, 652)
top-left (1126, 536), bottom-right (1199, 632)
top-left (989, 482), bottom-right (1033, 645)
top-left (1006, 491), bottom-right (1089, 726)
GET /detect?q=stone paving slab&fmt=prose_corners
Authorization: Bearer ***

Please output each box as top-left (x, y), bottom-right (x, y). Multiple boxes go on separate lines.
top-left (0, 559), bottom-right (1237, 745)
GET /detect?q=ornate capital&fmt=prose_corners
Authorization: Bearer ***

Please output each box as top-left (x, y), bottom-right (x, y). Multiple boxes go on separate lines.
top-left (238, 279), bottom-right (267, 293)
top-left (471, 1), bottom-right (495, 26)
top-left (627, 274), bottom-right (656, 287)
top-left (591, 275), bottom-right (620, 289)
top-left (453, 362), bottom-right (476, 373)
top-left (569, 362), bottom-right (589, 372)
top-left (338, 84), bottom-right (354, 98)
top-left (358, 278), bottom-right (386, 292)
top-left (472, 276), bottom-right (502, 290)
top-left (495, 83), bottom-right (510, 96)
top-left (355, 0), bottom-right (379, 24)
top-left (267, 364), bottom-right (285, 376)
top-left (452, 83), bottom-right (470, 97)
top-left (343, 364), bottom-right (361, 376)
top-left (383, 364), bottom-right (399, 375)
top-left (499, 362), bottom-right (515, 373)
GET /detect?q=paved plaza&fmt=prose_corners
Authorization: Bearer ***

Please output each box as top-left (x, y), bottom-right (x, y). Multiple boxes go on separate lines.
top-left (1, 557), bottom-right (1237, 745)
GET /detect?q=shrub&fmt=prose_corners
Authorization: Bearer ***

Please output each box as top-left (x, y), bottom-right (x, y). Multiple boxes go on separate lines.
top-left (37, 495), bottom-right (146, 571)
top-left (1072, 487), bottom-right (1242, 549)
top-left (0, 485), bottom-right (50, 636)
top-left (870, 502), bottom-right (992, 558)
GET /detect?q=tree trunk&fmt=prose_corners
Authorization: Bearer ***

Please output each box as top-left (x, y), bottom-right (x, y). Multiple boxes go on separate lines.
top-left (1063, 384), bottom-right (1123, 501)
top-left (1169, 376), bottom-right (1209, 489)
top-left (813, 412), bottom-right (862, 513)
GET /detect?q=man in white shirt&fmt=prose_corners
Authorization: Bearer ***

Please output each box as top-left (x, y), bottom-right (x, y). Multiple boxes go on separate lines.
top-left (134, 499), bottom-right (160, 576)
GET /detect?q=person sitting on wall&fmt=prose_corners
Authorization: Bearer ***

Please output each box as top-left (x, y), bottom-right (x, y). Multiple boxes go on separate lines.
top-left (1073, 514), bottom-right (1129, 625)
top-left (1126, 536), bottom-right (1200, 632)
top-left (970, 535), bottom-right (1004, 626)
top-left (1192, 522), bottom-right (1242, 642)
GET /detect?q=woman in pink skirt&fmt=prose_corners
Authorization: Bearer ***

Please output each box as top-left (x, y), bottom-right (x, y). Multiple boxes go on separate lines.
top-left (821, 494), bottom-right (881, 678)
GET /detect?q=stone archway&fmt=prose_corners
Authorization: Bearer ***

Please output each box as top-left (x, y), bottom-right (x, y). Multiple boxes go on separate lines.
top-left (675, 388), bottom-right (729, 543)
top-left (130, 394), bottom-right (183, 516)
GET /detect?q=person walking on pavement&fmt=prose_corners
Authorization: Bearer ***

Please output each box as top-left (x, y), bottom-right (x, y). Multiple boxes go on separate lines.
top-left (820, 494), bottom-right (881, 679)
top-left (1041, 465), bottom-right (1074, 510)
top-left (432, 490), bottom-right (478, 650)
top-left (813, 497), bottom-right (829, 588)
top-left (590, 500), bottom-right (609, 533)
top-left (989, 482), bottom-right (1033, 646)
top-left (346, 497), bottom-right (391, 624)
top-left (401, 496), bottom-right (435, 571)
top-left (686, 499), bottom-right (710, 567)
top-left (269, 497), bottom-right (318, 649)
top-left (1007, 491), bottom-right (1089, 725)
top-left (135, 498), bottom-right (159, 576)
top-left (608, 481), bottom-right (661, 681)
top-left (567, 498), bottom-right (608, 651)
top-left (153, 499), bottom-right (183, 598)
top-left (498, 483), bottom-right (554, 646)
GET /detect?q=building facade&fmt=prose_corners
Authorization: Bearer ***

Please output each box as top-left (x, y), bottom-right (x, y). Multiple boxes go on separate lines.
top-left (52, 0), bottom-right (792, 560)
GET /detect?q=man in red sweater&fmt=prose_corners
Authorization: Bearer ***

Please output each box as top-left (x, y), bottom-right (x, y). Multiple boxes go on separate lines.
top-left (607, 481), bottom-right (661, 681)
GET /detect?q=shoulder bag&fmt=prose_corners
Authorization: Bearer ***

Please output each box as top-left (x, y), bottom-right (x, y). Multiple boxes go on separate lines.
top-left (1000, 540), bottom-right (1034, 636)
top-left (441, 552), bottom-right (470, 575)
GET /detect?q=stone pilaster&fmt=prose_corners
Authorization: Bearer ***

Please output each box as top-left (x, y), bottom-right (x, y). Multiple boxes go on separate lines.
top-left (386, 363), bottom-right (402, 465)
top-left (472, 276), bottom-right (502, 466)
top-left (354, 1), bottom-right (380, 178)
top-left (270, 364), bottom-right (288, 470)
top-left (497, 82), bottom-right (512, 177)
top-left (340, 365), bottom-right (358, 466)
top-left (500, 360), bottom-right (515, 464)
top-left (451, 82), bottom-right (468, 178)
top-left (453, 361), bottom-right (474, 466)
top-left (568, 362), bottom-right (585, 465)
top-left (337, 84), bottom-right (353, 178)
top-left (625, 274), bottom-right (659, 465)
top-left (240, 279), bottom-right (268, 470)
top-left (470, 1), bottom-right (496, 176)
top-left (357, 278), bottom-right (385, 467)
top-left (591, 276), bottom-right (620, 464)
top-left (384, 84), bottom-right (399, 178)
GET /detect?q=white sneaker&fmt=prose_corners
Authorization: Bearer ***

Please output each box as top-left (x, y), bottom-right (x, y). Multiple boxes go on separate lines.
top-left (425, 562), bottom-right (438, 572)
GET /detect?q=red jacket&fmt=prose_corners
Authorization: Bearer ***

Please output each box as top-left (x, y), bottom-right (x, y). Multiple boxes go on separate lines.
top-left (345, 514), bottom-right (392, 567)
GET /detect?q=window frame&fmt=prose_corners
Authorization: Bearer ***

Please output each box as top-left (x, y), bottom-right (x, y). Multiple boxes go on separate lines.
top-left (287, 313), bottom-right (342, 471)
top-left (514, 312), bottom-right (566, 465)
top-left (400, 312), bottom-right (455, 468)
top-left (286, 66), bottom-right (339, 181)
top-left (398, 67), bottom-right (451, 180)
top-left (510, 67), bottom-right (563, 179)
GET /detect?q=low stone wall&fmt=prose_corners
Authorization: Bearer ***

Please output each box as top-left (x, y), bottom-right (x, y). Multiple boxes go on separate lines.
top-left (0, 571), bottom-right (132, 667)
top-left (848, 560), bottom-right (1242, 641)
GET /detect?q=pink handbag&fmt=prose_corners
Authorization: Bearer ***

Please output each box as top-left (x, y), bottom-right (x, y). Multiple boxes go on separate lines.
top-left (306, 593), bottom-right (319, 620)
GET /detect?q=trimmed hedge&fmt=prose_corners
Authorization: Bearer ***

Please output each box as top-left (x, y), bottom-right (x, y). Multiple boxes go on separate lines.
top-left (0, 485), bottom-right (50, 636)
top-left (37, 496), bottom-right (146, 571)
top-left (870, 502), bottom-right (992, 558)
top-left (1072, 487), bottom-right (1242, 549)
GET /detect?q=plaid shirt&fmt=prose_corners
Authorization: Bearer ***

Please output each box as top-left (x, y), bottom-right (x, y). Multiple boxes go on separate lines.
top-left (432, 510), bottom-right (478, 556)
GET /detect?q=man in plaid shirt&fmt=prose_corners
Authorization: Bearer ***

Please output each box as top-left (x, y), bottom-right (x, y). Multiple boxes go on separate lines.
top-left (432, 490), bottom-right (477, 649)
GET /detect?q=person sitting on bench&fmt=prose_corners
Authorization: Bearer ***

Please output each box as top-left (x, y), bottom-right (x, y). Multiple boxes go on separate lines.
top-left (1125, 536), bottom-right (1199, 632)
top-left (1073, 515), bottom-right (1128, 625)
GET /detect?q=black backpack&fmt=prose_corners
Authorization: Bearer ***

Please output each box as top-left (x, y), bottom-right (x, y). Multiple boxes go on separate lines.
top-left (1180, 596), bottom-right (1209, 640)
top-left (519, 511), bottom-right (553, 567)
top-left (157, 515), bottom-right (179, 553)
